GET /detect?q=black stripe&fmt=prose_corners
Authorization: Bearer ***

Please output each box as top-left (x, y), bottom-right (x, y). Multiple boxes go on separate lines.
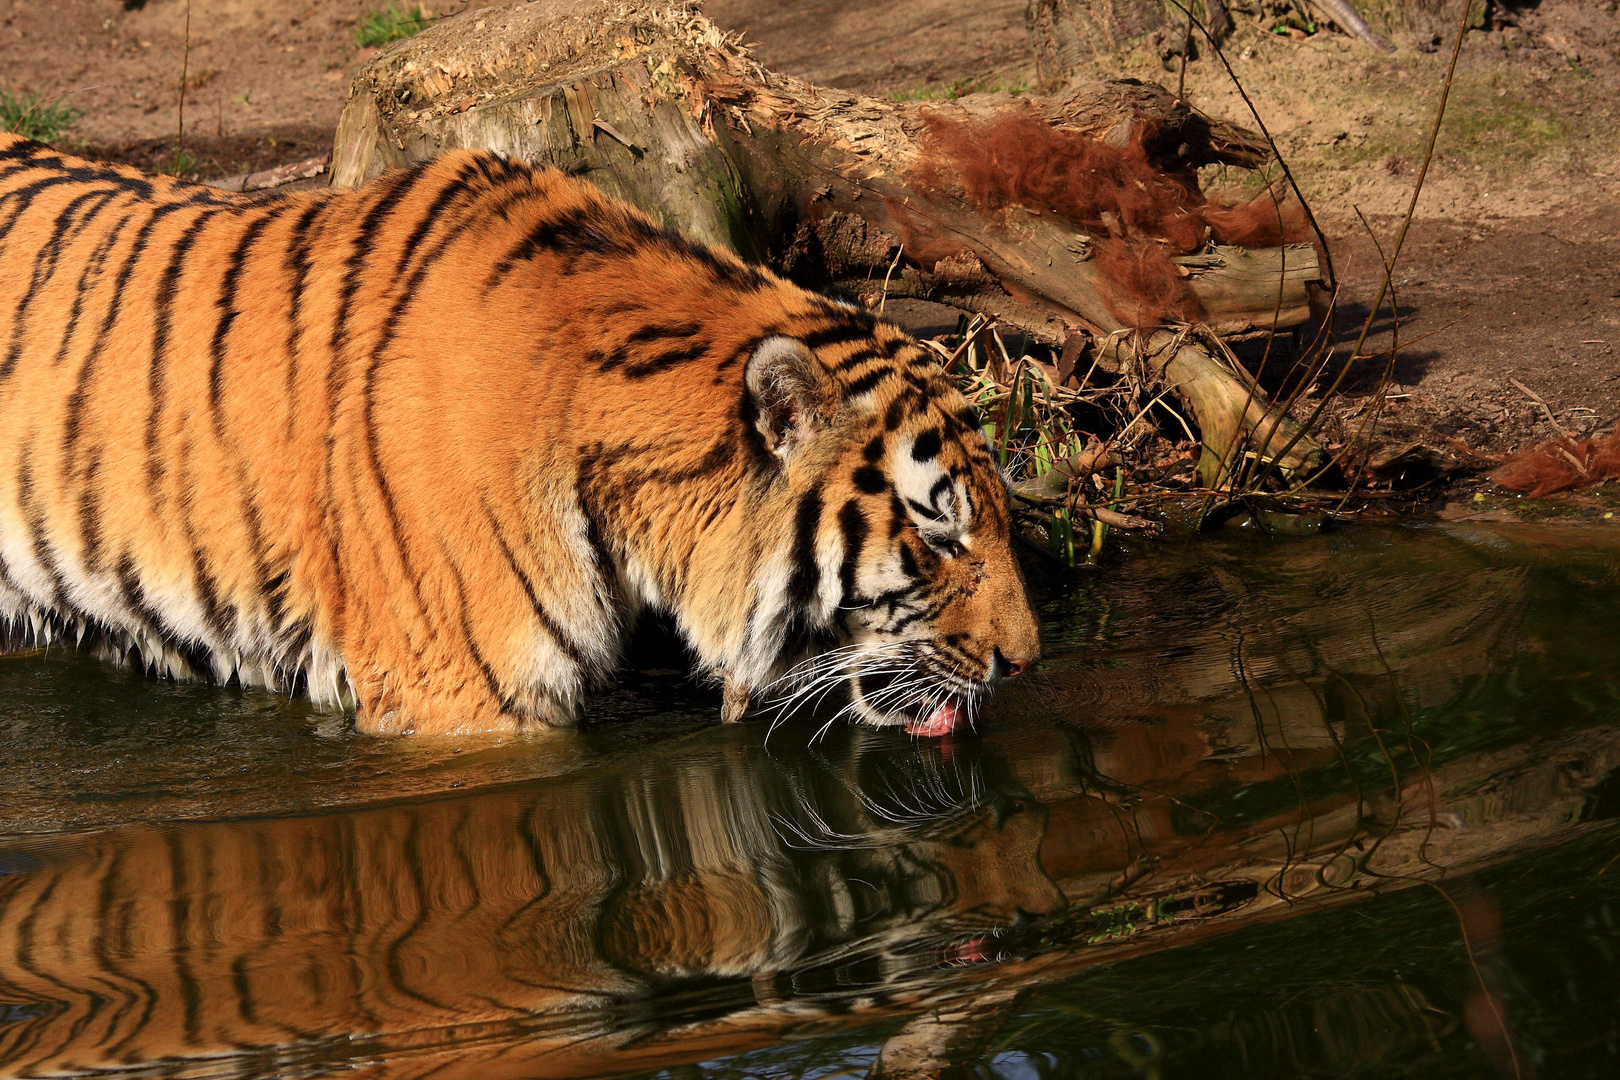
top-left (844, 366), bottom-right (893, 398)
top-left (343, 166), bottom-right (495, 663)
top-left (887, 593), bottom-right (950, 635)
top-left (906, 496), bottom-right (944, 521)
top-left (866, 582), bottom-right (921, 612)
top-left (486, 203), bottom-right (644, 285)
top-left (15, 445), bottom-right (66, 607)
top-left (903, 369), bottom-right (938, 396)
top-left (164, 832), bottom-right (205, 1046)
top-left (0, 136), bottom-right (49, 165)
top-left (209, 208), bottom-right (289, 629)
top-left (437, 534), bottom-right (515, 712)
top-left (366, 162), bottom-right (488, 364)
top-left (173, 431), bottom-right (232, 646)
top-left (468, 151), bottom-right (516, 188)
top-left (837, 499), bottom-right (868, 601)
top-left (486, 199), bottom-right (769, 292)
top-left (207, 208), bottom-right (280, 414)
top-left (61, 188), bottom-right (119, 243)
top-left (799, 319), bottom-right (877, 352)
top-left (714, 340), bottom-right (754, 373)
top-left (911, 428), bottom-right (943, 461)
top-left (111, 554), bottom-right (185, 665)
top-left (593, 298), bottom-right (651, 318)
top-left (10, 870), bottom-right (113, 1063)
top-left (853, 466), bottom-right (886, 495)
top-left (0, 188), bottom-right (116, 381)
top-left (786, 490), bottom-right (824, 614)
top-left (884, 394), bottom-right (914, 430)
top-left (0, 152), bottom-right (65, 187)
top-left (146, 208), bottom-right (226, 509)
top-left (873, 330), bottom-right (909, 357)
top-left (0, 161), bottom-right (210, 244)
top-left (579, 489), bottom-right (625, 645)
top-left (327, 162), bottom-right (434, 362)
top-left (593, 321), bottom-right (707, 373)
top-left (323, 166), bottom-right (439, 598)
top-left (829, 346), bottom-right (887, 372)
top-left (390, 160), bottom-right (483, 279)
top-left (64, 201), bottom-right (198, 490)
top-left (626, 320), bottom-right (702, 343)
top-left (75, 445), bottom-right (103, 574)
top-left (619, 342), bottom-right (710, 379)
top-left (282, 199), bottom-right (327, 441)
top-left (393, 162), bottom-right (479, 265)
top-left (0, 174), bottom-right (97, 244)
top-left (897, 542), bottom-right (922, 583)
top-left (94, 852), bottom-right (165, 1061)
top-left (476, 181), bottom-right (550, 232)
top-left (481, 495), bottom-right (588, 668)
top-left (658, 229), bottom-right (771, 292)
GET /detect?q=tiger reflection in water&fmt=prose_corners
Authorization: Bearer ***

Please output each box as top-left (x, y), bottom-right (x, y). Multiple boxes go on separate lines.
top-left (0, 729), bottom-right (1064, 1079)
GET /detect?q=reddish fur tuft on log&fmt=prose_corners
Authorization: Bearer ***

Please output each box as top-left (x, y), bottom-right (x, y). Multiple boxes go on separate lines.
top-left (1203, 191), bottom-right (1310, 249)
top-left (910, 109), bottom-right (1309, 326)
top-left (912, 112), bottom-right (1206, 248)
top-left (1491, 430), bottom-right (1620, 498)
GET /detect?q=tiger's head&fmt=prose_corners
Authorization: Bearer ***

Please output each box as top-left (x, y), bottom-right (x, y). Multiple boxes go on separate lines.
top-left (737, 308), bottom-right (1040, 737)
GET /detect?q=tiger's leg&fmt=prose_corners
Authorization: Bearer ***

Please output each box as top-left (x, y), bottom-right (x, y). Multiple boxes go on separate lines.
top-left (336, 581), bottom-right (600, 737)
top-left (349, 661), bottom-right (583, 736)
top-left (721, 678), bottom-right (751, 723)
top-left (326, 479), bottom-right (624, 736)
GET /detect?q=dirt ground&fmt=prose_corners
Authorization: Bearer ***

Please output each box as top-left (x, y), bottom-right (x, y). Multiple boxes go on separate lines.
top-left (3, 0), bottom-right (1616, 463)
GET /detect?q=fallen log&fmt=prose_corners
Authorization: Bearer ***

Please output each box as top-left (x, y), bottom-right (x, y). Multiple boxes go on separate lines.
top-left (331, 0), bottom-right (1330, 489)
top-left (205, 154), bottom-right (330, 193)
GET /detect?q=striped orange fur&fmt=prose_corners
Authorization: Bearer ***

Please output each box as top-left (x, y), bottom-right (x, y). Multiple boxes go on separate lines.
top-left (0, 736), bottom-right (1063, 1075)
top-left (0, 134), bottom-right (1038, 736)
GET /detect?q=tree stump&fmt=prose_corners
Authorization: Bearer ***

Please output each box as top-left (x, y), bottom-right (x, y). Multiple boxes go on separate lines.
top-left (332, 0), bottom-right (1330, 487)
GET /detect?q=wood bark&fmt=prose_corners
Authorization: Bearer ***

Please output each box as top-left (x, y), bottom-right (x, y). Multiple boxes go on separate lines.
top-left (331, 0), bottom-right (1329, 487)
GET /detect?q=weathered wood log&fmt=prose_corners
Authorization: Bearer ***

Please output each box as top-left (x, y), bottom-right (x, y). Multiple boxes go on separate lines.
top-left (331, 0), bottom-right (1328, 486)
top-left (1314, 0), bottom-right (1397, 52)
top-left (1100, 330), bottom-right (1327, 484)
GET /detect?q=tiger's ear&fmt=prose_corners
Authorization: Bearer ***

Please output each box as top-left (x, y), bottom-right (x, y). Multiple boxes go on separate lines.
top-left (745, 336), bottom-right (831, 459)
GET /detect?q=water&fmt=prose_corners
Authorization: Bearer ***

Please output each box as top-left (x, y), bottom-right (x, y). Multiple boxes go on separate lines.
top-left (1, 523), bottom-right (1617, 1079)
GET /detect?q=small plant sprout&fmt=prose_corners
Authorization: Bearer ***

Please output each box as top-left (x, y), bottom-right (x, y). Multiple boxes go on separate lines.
top-left (0, 90), bottom-right (81, 143)
top-left (355, 5), bottom-right (432, 48)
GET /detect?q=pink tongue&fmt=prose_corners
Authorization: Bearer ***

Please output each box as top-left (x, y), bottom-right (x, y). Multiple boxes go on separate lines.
top-left (906, 701), bottom-right (960, 737)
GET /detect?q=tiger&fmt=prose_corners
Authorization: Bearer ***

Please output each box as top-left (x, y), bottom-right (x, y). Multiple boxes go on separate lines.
top-left (0, 132), bottom-right (1039, 737)
top-left (0, 726), bottom-right (1067, 1078)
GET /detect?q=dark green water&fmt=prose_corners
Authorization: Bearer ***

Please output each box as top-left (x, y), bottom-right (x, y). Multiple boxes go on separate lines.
top-left (1, 523), bottom-right (1617, 1079)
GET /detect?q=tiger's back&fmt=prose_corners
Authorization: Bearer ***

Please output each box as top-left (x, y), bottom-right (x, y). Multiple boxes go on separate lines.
top-left (0, 134), bottom-right (1039, 736)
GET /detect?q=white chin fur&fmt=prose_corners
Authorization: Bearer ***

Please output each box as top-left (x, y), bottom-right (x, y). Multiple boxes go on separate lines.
top-left (849, 698), bottom-right (913, 727)
top-left (846, 681), bottom-right (939, 728)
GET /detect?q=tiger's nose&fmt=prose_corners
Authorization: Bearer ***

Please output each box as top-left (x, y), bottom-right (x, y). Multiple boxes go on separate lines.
top-left (992, 648), bottom-right (1036, 680)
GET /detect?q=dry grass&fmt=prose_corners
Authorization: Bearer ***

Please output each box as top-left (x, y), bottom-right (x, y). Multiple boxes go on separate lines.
top-left (916, 2), bottom-right (1475, 567)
